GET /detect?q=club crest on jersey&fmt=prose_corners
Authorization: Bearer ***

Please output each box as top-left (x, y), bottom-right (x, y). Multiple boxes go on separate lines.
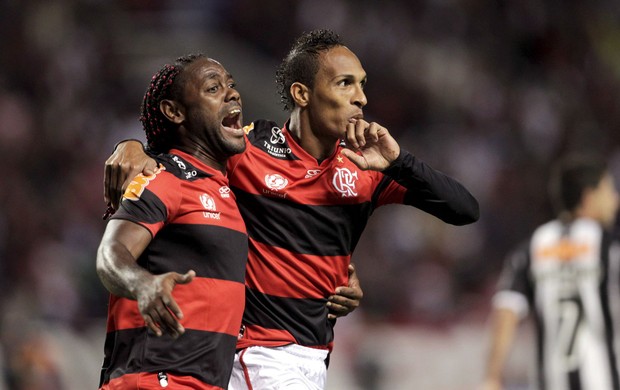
top-left (332, 167), bottom-right (358, 197)
top-left (200, 193), bottom-right (220, 219)
top-left (219, 186), bottom-right (231, 198)
top-left (123, 166), bottom-right (165, 201)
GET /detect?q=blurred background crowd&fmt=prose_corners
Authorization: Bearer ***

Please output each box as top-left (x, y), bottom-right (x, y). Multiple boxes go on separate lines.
top-left (1, 0), bottom-right (620, 389)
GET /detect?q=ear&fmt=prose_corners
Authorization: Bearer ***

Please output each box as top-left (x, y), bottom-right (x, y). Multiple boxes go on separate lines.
top-left (290, 82), bottom-right (310, 108)
top-left (159, 99), bottom-right (185, 124)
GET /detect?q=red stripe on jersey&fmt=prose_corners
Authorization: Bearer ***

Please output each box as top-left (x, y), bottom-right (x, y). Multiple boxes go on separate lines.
top-left (123, 150), bottom-right (246, 237)
top-left (227, 123), bottom-right (407, 207)
top-left (101, 372), bottom-right (223, 390)
top-left (106, 278), bottom-right (244, 336)
top-left (236, 324), bottom-right (295, 350)
top-left (244, 239), bottom-right (349, 299)
top-left (236, 324), bottom-right (332, 351)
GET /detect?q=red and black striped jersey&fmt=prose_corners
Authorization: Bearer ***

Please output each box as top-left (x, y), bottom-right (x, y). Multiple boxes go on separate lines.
top-left (100, 149), bottom-right (248, 389)
top-left (494, 218), bottom-right (620, 390)
top-left (226, 120), bottom-right (479, 351)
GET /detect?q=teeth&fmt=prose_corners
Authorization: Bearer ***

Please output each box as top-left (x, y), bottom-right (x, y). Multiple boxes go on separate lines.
top-left (229, 109), bottom-right (241, 116)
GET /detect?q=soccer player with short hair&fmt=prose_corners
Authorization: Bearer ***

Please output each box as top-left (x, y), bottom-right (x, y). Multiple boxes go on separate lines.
top-left (482, 154), bottom-right (620, 390)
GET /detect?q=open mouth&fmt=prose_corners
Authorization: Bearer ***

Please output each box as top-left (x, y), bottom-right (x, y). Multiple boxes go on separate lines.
top-left (222, 108), bottom-right (242, 129)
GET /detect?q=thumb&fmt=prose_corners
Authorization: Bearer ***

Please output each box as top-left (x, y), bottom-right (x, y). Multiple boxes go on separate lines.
top-left (175, 270), bottom-right (196, 285)
top-left (143, 160), bottom-right (159, 176)
top-left (348, 265), bottom-right (360, 288)
top-left (341, 149), bottom-right (368, 170)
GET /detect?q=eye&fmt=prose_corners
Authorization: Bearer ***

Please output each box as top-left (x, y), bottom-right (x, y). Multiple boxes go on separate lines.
top-left (207, 85), bottom-right (219, 93)
top-left (228, 82), bottom-right (237, 89)
top-left (337, 79), bottom-right (351, 87)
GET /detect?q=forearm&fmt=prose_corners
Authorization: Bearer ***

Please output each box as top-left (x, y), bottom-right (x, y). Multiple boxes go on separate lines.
top-left (114, 138), bottom-right (145, 152)
top-left (96, 239), bottom-right (152, 300)
top-left (383, 150), bottom-right (479, 225)
top-left (484, 308), bottom-right (519, 383)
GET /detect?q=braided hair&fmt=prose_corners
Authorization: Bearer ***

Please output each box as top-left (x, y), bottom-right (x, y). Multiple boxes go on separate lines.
top-left (275, 29), bottom-right (343, 111)
top-left (140, 53), bottom-right (205, 153)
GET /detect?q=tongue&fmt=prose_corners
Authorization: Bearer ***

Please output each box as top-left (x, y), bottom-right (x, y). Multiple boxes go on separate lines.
top-left (222, 115), bottom-right (238, 128)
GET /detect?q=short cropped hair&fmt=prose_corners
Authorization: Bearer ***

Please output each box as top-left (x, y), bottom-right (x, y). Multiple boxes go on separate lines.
top-left (549, 154), bottom-right (608, 213)
top-left (275, 29), bottom-right (343, 111)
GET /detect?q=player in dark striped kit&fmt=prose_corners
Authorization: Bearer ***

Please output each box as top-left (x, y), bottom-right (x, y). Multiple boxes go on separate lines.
top-left (482, 155), bottom-right (620, 390)
top-left (97, 54), bottom-right (248, 389)
top-left (104, 30), bottom-right (479, 389)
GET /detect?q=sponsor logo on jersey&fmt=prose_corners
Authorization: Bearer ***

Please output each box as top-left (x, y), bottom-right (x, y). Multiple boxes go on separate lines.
top-left (270, 127), bottom-right (286, 144)
top-left (171, 155), bottom-right (198, 179)
top-left (332, 167), bottom-right (358, 197)
top-left (263, 173), bottom-right (289, 198)
top-left (262, 126), bottom-right (292, 158)
top-left (219, 186), bottom-right (231, 198)
top-left (123, 166), bottom-right (165, 201)
top-left (535, 239), bottom-right (591, 262)
top-left (263, 142), bottom-right (292, 159)
top-left (265, 174), bottom-right (288, 190)
top-left (200, 193), bottom-right (221, 219)
top-left (305, 169), bottom-right (321, 179)
top-left (157, 372), bottom-right (168, 387)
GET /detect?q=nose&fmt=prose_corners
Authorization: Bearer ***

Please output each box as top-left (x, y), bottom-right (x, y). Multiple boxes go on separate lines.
top-left (227, 86), bottom-right (241, 102)
top-left (353, 85), bottom-right (367, 108)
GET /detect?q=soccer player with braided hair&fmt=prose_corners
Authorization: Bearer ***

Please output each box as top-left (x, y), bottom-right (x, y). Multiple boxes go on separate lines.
top-left (104, 29), bottom-right (479, 389)
top-left (97, 53), bottom-right (248, 389)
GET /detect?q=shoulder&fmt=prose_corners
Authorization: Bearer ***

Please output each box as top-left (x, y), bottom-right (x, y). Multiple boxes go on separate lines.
top-left (154, 153), bottom-right (213, 182)
top-left (243, 119), bottom-right (280, 143)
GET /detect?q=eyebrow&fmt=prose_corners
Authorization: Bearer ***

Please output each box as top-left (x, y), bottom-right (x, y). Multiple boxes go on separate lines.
top-left (334, 74), bottom-right (367, 83)
top-left (204, 70), bottom-right (234, 80)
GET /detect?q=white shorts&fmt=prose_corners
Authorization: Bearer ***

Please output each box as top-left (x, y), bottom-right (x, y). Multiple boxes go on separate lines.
top-left (228, 344), bottom-right (329, 390)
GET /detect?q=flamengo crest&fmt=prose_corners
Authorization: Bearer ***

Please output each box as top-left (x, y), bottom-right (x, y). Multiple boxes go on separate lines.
top-left (332, 167), bottom-right (358, 197)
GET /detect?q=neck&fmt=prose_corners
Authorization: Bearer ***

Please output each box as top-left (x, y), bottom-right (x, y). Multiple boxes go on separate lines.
top-left (288, 109), bottom-right (338, 162)
top-left (171, 143), bottom-right (227, 174)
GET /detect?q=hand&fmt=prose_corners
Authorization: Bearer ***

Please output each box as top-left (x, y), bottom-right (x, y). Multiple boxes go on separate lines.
top-left (136, 270), bottom-right (196, 338)
top-left (327, 264), bottom-right (363, 320)
top-left (104, 140), bottom-right (158, 210)
top-left (341, 119), bottom-right (400, 171)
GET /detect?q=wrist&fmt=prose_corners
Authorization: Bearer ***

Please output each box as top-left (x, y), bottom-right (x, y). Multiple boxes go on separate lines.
top-left (113, 139), bottom-right (145, 152)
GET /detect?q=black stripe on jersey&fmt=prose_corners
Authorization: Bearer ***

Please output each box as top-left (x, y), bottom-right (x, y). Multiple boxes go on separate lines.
top-left (139, 224), bottom-right (248, 283)
top-left (233, 189), bottom-right (373, 256)
top-left (154, 153), bottom-right (213, 181)
top-left (115, 188), bottom-right (167, 225)
top-left (100, 328), bottom-right (236, 388)
top-left (371, 175), bottom-right (396, 208)
top-left (246, 120), bottom-right (301, 161)
top-left (243, 287), bottom-right (334, 346)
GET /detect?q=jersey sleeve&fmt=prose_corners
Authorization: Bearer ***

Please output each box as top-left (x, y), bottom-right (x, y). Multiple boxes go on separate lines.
top-left (110, 168), bottom-right (179, 237)
top-left (492, 242), bottom-right (533, 319)
top-left (380, 150), bottom-right (480, 225)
